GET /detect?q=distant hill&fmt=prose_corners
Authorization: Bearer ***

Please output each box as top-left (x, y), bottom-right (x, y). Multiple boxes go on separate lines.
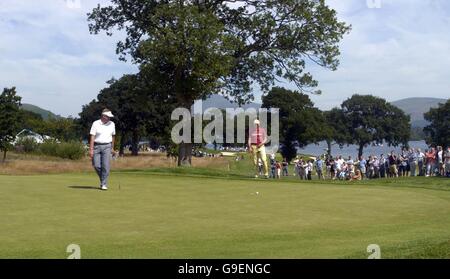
top-left (193, 94), bottom-right (261, 112)
top-left (199, 96), bottom-right (448, 126)
top-left (21, 104), bottom-right (60, 120)
top-left (391, 97), bottom-right (447, 128)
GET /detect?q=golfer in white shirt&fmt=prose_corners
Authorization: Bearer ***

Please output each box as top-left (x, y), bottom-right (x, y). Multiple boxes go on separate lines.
top-left (89, 109), bottom-right (117, 190)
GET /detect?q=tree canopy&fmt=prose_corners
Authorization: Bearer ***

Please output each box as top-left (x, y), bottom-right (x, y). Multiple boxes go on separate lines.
top-left (339, 94), bottom-right (411, 158)
top-left (424, 99), bottom-right (450, 148)
top-left (78, 74), bottom-right (177, 155)
top-left (321, 108), bottom-right (349, 156)
top-left (262, 87), bottom-right (324, 161)
top-left (88, 0), bottom-right (350, 104)
top-left (0, 87), bottom-right (22, 162)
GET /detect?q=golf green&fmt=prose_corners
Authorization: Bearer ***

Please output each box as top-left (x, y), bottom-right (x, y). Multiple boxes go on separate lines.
top-left (1, 172), bottom-right (449, 258)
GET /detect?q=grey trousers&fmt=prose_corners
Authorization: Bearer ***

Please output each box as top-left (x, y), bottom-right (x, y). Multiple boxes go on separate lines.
top-left (410, 161), bottom-right (417, 177)
top-left (418, 161), bottom-right (424, 176)
top-left (92, 143), bottom-right (112, 186)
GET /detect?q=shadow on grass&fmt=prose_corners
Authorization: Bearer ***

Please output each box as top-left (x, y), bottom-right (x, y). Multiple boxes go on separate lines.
top-left (68, 186), bottom-right (101, 191)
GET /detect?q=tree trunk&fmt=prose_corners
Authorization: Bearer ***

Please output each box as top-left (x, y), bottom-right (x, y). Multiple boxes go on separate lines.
top-left (178, 142), bottom-right (192, 166)
top-left (2, 150), bottom-right (6, 163)
top-left (175, 95), bottom-right (194, 166)
top-left (131, 129), bottom-right (139, 156)
top-left (326, 140), bottom-right (332, 157)
top-left (358, 143), bottom-right (365, 158)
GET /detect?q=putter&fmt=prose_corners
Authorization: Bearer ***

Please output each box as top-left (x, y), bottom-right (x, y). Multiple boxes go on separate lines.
top-left (111, 152), bottom-right (121, 190)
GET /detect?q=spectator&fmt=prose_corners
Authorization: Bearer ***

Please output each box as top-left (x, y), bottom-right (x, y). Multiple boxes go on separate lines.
top-left (417, 148), bottom-right (425, 176)
top-left (373, 156), bottom-right (380, 178)
top-left (298, 159), bottom-right (304, 180)
top-left (379, 154), bottom-right (387, 178)
top-left (437, 146), bottom-right (444, 176)
top-left (275, 161), bottom-right (282, 179)
top-left (408, 148), bottom-right (418, 177)
top-left (445, 146), bottom-right (450, 177)
top-left (316, 156), bottom-right (324, 180)
top-left (350, 169), bottom-right (363, 181)
top-left (359, 156), bottom-right (367, 180)
top-left (325, 157), bottom-right (332, 179)
top-left (270, 160), bottom-right (276, 179)
top-left (282, 158), bottom-right (289, 176)
top-left (368, 156), bottom-right (375, 179)
top-left (398, 152), bottom-right (408, 177)
top-left (347, 159), bottom-right (355, 177)
top-left (330, 158), bottom-right (336, 180)
top-left (334, 156), bottom-right (344, 180)
top-left (306, 160), bottom-right (313, 181)
top-left (389, 151), bottom-right (398, 178)
top-left (426, 148), bottom-right (436, 177)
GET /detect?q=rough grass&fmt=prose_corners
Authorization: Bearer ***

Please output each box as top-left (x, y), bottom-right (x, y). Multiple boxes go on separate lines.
top-left (0, 152), bottom-right (229, 175)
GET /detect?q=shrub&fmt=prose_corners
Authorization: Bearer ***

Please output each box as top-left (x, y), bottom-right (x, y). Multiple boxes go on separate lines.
top-left (39, 140), bottom-right (57, 157)
top-left (39, 140), bottom-right (86, 160)
top-left (14, 137), bottom-right (40, 153)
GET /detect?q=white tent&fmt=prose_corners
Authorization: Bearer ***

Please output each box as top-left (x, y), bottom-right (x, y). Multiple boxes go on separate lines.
top-left (13, 129), bottom-right (50, 144)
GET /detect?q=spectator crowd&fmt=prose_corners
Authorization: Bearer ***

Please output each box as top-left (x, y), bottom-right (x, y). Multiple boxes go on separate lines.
top-left (259, 146), bottom-right (450, 180)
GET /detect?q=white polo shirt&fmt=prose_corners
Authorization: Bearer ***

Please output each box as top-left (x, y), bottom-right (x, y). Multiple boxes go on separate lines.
top-left (90, 120), bottom-right (116, 144)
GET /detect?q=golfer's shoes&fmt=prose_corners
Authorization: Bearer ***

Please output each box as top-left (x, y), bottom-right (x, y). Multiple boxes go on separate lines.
top-left (101, 185), bottom-right (108, 191)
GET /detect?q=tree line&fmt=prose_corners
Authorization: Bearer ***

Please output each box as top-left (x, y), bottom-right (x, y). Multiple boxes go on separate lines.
top-left (1, 84), bottom-right (449, 164)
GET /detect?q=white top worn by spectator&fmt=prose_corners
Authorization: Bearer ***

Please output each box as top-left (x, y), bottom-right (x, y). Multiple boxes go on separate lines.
top-left (418, 151), bottom-right (425, 162)
top-left (90, 120), bottom-right (116, 144)
top-left (336, 158), bottom-right (345, 170)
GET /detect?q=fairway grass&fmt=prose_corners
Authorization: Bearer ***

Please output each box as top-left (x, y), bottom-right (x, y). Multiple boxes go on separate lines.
top-left (1, 171), bottom-right (449, 259)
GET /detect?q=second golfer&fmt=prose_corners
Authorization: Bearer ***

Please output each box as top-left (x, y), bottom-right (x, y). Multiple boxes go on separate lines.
top-left (248, 119), bottom-right (269, 179)
top-left (89, 109), bottom-right (116, 190)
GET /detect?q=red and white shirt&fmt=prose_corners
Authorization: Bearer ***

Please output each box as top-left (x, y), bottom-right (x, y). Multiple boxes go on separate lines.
top-left (249, 127), bottom-right (267, 145)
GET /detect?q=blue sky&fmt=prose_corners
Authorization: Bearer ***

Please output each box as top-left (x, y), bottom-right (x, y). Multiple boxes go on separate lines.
top-left (0, 0), bottom-right (449, 117)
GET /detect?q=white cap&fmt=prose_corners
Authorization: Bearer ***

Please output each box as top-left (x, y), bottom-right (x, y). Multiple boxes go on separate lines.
top-left (102, 110), bottom-right (114, 118)
top-left (254, 119), bottom-right (260, 125)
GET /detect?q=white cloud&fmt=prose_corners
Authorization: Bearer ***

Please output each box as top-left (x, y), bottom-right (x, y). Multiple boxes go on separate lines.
top-left (302, 0), bottom-right (450, 110)
top-left (0, 0), bottom-right (449, 115)
top-left (0, 0), bottom-right (137, 117)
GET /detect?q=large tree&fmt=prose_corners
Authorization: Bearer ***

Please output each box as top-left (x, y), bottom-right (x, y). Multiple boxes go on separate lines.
top-left (340, 95), bottom-right (411, 158)
top-left (0, 87), bottom-right (22, 162)
top-left (262, 87), bottom-right (324, 162)
top-left (78, 74), bottom-right (177, 156)
top-left (87, 0), bottom-right (351, 165)
top-left (424, 99), bottom-right (450, 148)
top-left (79, 76), bottom-right (146, 156)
